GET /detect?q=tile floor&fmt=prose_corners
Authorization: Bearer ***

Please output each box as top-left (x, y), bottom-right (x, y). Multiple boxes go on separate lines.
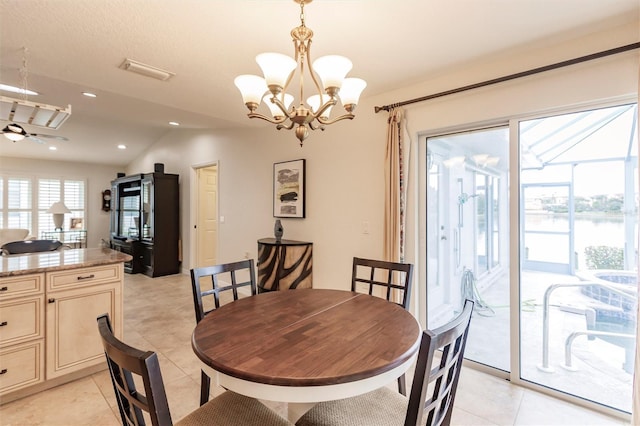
top-left (0, 272), bottom-right (631, 425)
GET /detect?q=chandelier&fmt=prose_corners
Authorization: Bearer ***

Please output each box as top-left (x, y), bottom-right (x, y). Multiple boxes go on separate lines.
top-left (234, 0), bottom-right (366, 146)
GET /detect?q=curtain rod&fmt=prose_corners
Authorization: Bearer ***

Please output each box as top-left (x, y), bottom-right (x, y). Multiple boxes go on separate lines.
top-left (374, 42), bottom-right (640, 113)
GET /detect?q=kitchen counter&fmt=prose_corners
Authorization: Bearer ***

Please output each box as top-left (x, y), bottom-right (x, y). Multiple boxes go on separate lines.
top-left (0, 247), bottom-right (130, 403)
top-left (0, 248), bottom-right (133, 277)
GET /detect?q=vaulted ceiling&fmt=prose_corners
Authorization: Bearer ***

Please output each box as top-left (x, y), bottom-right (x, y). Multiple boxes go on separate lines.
top-left (0, 0), bottom-right (638, 166)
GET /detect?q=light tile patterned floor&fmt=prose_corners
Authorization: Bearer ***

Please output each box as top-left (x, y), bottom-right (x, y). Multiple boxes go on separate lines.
top-left (0, 272), bottom-right (630, 425)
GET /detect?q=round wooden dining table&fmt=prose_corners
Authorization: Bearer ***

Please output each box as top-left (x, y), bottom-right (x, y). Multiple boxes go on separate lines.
top-left (191, 288), bottom-right (421, 408)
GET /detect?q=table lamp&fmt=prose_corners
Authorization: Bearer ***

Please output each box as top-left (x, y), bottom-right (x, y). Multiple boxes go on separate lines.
top-left (47, 201), bottom-right (71, 231)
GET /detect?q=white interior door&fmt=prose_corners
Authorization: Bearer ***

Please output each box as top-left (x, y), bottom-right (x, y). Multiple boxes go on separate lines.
top-left (196, 165), bottom-right (218, 268)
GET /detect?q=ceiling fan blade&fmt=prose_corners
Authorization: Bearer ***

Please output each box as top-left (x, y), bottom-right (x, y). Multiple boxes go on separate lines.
top-left (30, 133), bottom-right (69, 141)
top-left (26, 135), bottom-right (46, 144)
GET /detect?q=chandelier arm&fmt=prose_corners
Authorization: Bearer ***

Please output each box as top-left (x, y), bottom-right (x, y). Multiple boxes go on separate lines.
top-left (308, 121), bottom-right (325, 131)
top-left (312, 98), bottom-right (337, 120)
top-left (270, 96), bottom-right (296, 119)
top-left (281, 47), bottom-right (297, 97)
top-left (316, 113), bottom-right (355, 126)
top-left (247, 112), bottom-right (288, 125)
top-left (277, 121), bottom-right (296, 130)
top-left (305, 39), bottom-right (324, 99)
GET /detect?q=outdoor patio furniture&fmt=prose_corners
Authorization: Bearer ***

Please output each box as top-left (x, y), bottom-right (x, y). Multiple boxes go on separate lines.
top-left (541, 280), bottom-right (636, 374)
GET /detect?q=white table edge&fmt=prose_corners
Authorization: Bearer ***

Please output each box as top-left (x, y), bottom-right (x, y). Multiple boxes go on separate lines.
top-left (201, 351), bottom-right (418, 404)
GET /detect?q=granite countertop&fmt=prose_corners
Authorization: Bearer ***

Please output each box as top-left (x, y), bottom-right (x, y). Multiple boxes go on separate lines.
top-left (0, 248), bottom-right (133, 277)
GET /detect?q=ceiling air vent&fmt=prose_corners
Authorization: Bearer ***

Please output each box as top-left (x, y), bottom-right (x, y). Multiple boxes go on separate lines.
top-left (120, 59), bottom-right (175, 81)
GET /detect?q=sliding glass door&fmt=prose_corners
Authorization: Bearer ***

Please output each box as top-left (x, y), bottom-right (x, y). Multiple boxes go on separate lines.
top-left (425, 126), bottom-right (510, 372)
top-left (423, 102), bottom-right (637, 414)
top-left (518, 103), bottom-right (637, 413)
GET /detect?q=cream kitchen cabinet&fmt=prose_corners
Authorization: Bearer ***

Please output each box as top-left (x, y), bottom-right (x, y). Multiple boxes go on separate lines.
top-left (45, 264), bottom-right (123, 379)
top-left (0, 274), bottom-right (45, 396)
top-left (0, 248), bottom-right (129, 403)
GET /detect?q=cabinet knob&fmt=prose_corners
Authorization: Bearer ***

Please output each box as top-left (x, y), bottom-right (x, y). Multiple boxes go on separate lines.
top-left (0, 321), bottom-right (7, 327)
top-left (48, 298), bottom-right (56, 303)
top-left (0, 369), bottom-right (7, 375)
top-left (0, 286), bottom-right (7, 292)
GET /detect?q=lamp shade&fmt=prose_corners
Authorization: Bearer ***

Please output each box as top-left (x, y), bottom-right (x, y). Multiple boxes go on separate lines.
top-left (234, 75), bottom-right (268, 105)
top-left (47, 201), bottom-right (71, 231)
top-left (339, 78), bottom-right (367, 107)
top-left (312, 55), bottom-right (352, 89)
top-left (256, 53), bottom-right (297, 88)
top-left (47, 201), bottom-right (71, 214)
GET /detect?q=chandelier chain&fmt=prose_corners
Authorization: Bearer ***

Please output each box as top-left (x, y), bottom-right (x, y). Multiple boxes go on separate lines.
top-left (299, 1), bottom-right (305, 26)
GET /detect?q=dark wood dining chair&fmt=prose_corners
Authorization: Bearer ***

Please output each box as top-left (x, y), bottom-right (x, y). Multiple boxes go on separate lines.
top-left (189, 259), bottom-right (257, 405)
top-left (351, 257), bottom-right (414, 394)
top-left (97, 314), bottom-right (291, 426)
top-left (295, 300), bottom-right (474, 426)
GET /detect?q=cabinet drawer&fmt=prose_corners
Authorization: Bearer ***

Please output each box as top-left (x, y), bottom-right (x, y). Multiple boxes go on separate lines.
top-left (47, 264), bottom-right (121, 292)
top-left (0, 296), bottom-right (44, 347)
top-left (0, 340), bottom-right (44, 395)
top-left (0, 274), bottom-right (44, 301)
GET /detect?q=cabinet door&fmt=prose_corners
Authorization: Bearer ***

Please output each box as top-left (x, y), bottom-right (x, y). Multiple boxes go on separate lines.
top-left (140, 242), bottom-right (154, 276)
top-left (45, 282), bottom-right (122, 379)
top-left (141, 178), bottom-right (154, 241)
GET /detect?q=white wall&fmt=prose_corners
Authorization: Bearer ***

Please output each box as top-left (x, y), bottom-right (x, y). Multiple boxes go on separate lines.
top-left (0, 157), bottom-right (121, 248)
top-left (126, 118), bottom-right (388, 289)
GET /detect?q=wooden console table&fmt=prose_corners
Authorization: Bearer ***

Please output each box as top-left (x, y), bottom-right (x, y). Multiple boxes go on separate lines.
top-left (257, 238), bottom-right (312, 291)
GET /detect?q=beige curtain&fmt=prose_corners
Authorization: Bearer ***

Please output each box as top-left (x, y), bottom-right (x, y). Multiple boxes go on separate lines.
top-left (384, 108), bottom-right (408, 303)
top-left (384, 108), bottom-right (405, 263)
top-left (633, 66), bottom-right (640, 426)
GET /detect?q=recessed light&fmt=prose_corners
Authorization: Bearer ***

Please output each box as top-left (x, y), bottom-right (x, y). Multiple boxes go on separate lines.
top-left (82, 92), bottom-right (97, 98)
top-left (49, 146), bottom-right (57, 151)
top-left (0, 83), bottom-right (38, 96)
top-left (117, 144), bottom-right (127, 150)
top-left (169, 121), bottom-right (180, 126)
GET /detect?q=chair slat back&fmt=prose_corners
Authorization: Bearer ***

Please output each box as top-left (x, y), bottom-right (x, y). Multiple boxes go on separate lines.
top-left (351, 257), bottom-right (414, 309)
top-left (190, 259), bottom-right (257, 323)
top-left (97, 314), bottom-right (173, 426)
top-left (405, 300), bottom-right (474, 426)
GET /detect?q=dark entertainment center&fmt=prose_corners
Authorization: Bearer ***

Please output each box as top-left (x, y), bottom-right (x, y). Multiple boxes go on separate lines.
top-left (109, 165), bottom-right (180, 277)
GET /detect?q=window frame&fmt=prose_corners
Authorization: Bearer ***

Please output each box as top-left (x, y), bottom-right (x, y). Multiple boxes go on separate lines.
top-left (0, 172), bottom-right (87, 238)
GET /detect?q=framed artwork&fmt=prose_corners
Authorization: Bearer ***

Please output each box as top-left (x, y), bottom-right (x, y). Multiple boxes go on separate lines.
top-left (70, 218), bottom-right (84, 229)
top-left (273, 159), bottom-right (305, 218)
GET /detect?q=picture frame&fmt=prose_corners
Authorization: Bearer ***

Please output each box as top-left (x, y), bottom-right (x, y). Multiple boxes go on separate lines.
top-left (273, 159), bottom-right (305, 218)
top-left (70, 218), bottom-right (84, 229)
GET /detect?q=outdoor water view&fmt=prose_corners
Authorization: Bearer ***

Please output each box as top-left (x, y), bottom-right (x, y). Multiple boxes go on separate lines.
top-left (425, 102), bottom-right (637, 415)
top-left (525, 198), bottom-right (631, 270)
